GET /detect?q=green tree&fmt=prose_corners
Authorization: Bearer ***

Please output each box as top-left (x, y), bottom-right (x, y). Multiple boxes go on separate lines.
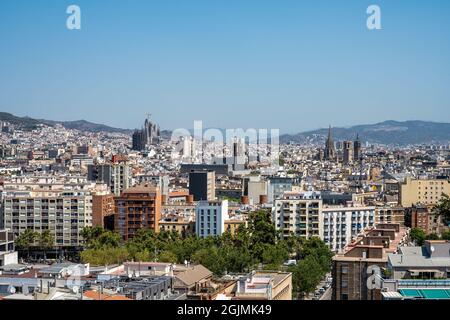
top-left (289, 256), bottom-right (323, 298)
top-left (96, 231), bottom-right (121, 248)
top-left (158, 250), bottom-right (178, 263)
top-left (38, 230), bottom-right (54, 260)
top-left (80, 247), bottom-right (129, 266)
top-left (301, 237), bottom-right (333, 274)
top-left (441, 230), bottom-right (450, 240)
top-left (15, 229), bottom-right (38, 259)
top-left (134, 249), bottom-right (152, 262)
top-left (248, 210), bottom-right (277, 246)
top-left (434, 193), bottom-right (450, 223)
top-left (261, 242), bottom-right (289, 269)
top-left (192, 247), bottom-right (225, 276)
top-left (425, 233), bottom-right (440, 240)
top-left (80, 226), bottom-right (105, 248)
top-left (410, 228), bottom-right (426, 246)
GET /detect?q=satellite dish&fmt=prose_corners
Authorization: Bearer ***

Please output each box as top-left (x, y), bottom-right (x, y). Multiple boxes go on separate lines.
top-left (72, 286), bottom-right (79, 294)
top-left (8, 286), bottom-right (16, 294)
top-left (431, 246), bottom-right (435, 252)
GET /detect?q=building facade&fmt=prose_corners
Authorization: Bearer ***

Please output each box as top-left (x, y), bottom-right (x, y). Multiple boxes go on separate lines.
top-left (195, 200), bottom-right (228, 238)
top-left (1, 177), bottom-right (104, 247)
top-left (273, 192), bottom-right (323, 240)
top-left (322, 204), bottom-right (375, 252)
top-left (115, 186), bottom-right (162, 240)
top-left (189, 171), bottom-right (216, 201)
top-left (399, 177), bottom-right (450, 207)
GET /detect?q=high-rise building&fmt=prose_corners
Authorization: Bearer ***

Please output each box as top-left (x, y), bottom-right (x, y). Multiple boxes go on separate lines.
top-left (132, 130), bottom-right (146, 151)
top-left (195, 200), bottom-right (228, 238)
top-left (231, 138), bottom-right (247, 171)
top-left (353, 134), bottom-right (361, 162)
top-left (92, 193), bottom-right (115, 228)
top-left (342, 141), bottom-right (353, 164)
top-left (322, 204), bottom-right (375, 252)
top-left (324, 126), bottom-right (336, 161)
top-left (273, 192), bottom-right (323, 240)
top-left (189, 171), bottom-right (216, 201)
top-left (114, 185), bottom-right (162, 241)
top-left (88, 158), bottom-right (132, 196)
top-left (267, 177), bottom-right (293, 203)
top-left (1, 177), bottom-right (106, 247)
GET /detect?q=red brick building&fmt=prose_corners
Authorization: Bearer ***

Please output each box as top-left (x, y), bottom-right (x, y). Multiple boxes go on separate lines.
top-left (114, 185), bottom-right (162, 240)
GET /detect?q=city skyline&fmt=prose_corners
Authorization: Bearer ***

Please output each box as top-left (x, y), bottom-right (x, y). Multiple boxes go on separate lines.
top-left (1, 0), bottom-right (450, 132)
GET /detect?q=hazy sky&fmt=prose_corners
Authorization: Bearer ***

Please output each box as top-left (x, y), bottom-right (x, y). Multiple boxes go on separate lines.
top-left (0, 0), bottom-right (449, 133)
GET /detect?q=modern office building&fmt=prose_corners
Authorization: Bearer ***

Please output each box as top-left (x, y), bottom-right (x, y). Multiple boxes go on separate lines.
top-left (267, 177), bottom-right (293, 203)
top-left (195, 200), bottom-right (228, 238)
top-left (189, 170), bottom-right (216, 201)
top-left (114, 185), bottom-right (162, 240)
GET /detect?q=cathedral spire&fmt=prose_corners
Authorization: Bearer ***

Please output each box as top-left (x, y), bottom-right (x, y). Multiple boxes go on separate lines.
top-left (324, 125), bottom-right (336, 160)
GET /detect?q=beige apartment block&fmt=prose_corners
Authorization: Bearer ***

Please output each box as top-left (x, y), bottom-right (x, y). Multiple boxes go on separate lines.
top-left (399, 177), bottom-right (450, 207)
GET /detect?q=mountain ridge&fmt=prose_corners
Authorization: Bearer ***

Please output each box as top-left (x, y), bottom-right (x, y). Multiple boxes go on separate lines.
top-left (2, 112), bottom-right (450, 145)
top-left (0, 112), bottom-right (132, 134)
top-left (280, 120), bottom-right (450, 145)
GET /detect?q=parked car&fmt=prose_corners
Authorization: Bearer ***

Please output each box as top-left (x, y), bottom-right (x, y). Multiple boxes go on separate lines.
top-left (283, 259), bottom-right (297, 266)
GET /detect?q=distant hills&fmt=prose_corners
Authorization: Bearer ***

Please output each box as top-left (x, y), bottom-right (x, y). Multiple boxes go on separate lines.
top-left (2, 112), bottom-right (450, 145)
top-left (0, 112), bottom-right (131, 134)
top-left (280, 120), bottom-right (450, 145)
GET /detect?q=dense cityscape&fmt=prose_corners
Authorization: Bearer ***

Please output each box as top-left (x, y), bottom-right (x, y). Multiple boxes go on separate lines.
top-left (0, 116), bottom-right (449, 301)
top-left (1, 2), bottom-right (450, 314)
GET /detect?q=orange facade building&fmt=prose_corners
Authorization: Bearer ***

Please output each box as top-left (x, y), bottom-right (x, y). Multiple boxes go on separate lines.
top-left (114, 185), bottom-right (162, 240)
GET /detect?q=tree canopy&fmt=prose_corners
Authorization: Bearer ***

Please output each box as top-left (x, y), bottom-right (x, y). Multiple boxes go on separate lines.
top-left (78, 210), bottom-right (333, 298)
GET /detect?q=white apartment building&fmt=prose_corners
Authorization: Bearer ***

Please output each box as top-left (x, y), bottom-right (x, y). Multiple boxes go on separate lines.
top-left (1, 176), bottom-right (107, 247)
top-left (322, 204), bottom-right (375, 252)
top-left (273, 191), bottom-right (323, 240)
top-left (274, 191), bottom-right (375, 252)
top-left (195, 200), bottom-right (229, 238)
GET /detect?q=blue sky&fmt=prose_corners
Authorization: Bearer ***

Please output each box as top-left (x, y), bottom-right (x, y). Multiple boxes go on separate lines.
top-left (0, 0), bottom-right (449, 133)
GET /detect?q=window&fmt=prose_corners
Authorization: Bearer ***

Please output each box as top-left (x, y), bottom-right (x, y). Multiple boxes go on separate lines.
top-left (341, 265), bottom-right (348, 274)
